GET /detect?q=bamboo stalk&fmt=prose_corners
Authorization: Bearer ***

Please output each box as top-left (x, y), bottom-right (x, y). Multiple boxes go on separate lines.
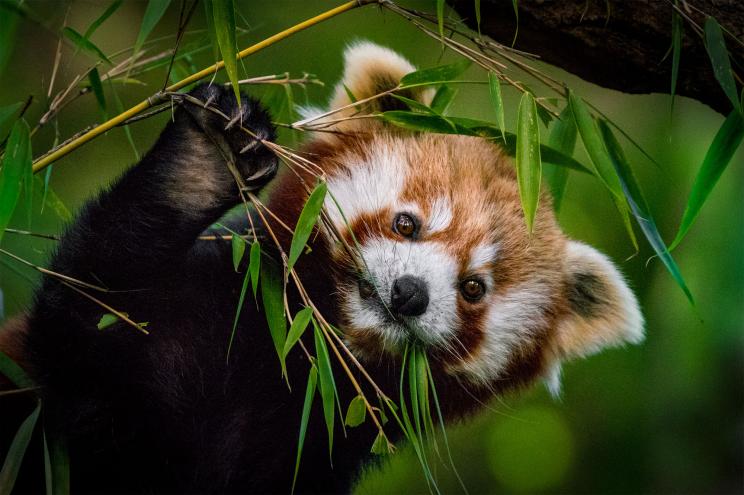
top-left (31, 0), bottom-right (372, 174)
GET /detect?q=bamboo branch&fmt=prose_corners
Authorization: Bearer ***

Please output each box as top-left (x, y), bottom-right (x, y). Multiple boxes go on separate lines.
top-left (31, 0), bottom-right (373, 174)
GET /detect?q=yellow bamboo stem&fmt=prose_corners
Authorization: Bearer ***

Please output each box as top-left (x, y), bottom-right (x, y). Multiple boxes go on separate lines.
top-left (32, 0), bottom-right (370, 174)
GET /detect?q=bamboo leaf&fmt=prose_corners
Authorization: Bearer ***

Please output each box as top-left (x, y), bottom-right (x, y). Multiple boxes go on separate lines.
top-left (370, 431), bottom-right (391, 455)
top-left (291, 364), bottom-right (317, 494)
top-left (704, 16), bottom-right (741, 112)
top-left (61, 27), bottom-right (111, 64)
top-left (97, 313), bottom-right (122, 330)
top-left (599, 120), bottom-right (693, 303)
top-left (202, 0), bottom-right (220, 62)
top-left (488, 72), bottom-right (506, 142)
top-left (288, 182), bottom-right (327, 272)
top-left (108, 80), bottom-right (139, 160)
top-left (0, 119), bottom-right (31, 246)
top-left (133, 0), bottom-right (171, 61)
top-left (35, 176), bottom-right (71, 221)
top-left (212, 0), bottom-right (241, 105)
top-left (0, 402), bottom-right (40, 495)
top-left (261, 258), bottom-right (287, 374)
top-left (83, 0), bottom-right (122, 39)
top-left (344, 395), bottom-right (367, 427)
top-left (544, 105), bottom-right (577, 212)
top-left (231, 235), bottom-right (246, 272)
top-left (391, 94), bottom-right (436, 114)
top-left (0, 0), bottom-right (22, 76)
top-left (43, 431), bottom-right (52, 495)
top-left (400, 59), bottom-right (470, 88)
top-left (282, 307), bottom-right (313, 359)
top-left (46, 434), bottom-right (69, 495)
top-left (670, 110), bottom-right (744, 250)
top-left (0, 101), bottom-right (22, 142)
top-left (227, 270), bottom-right (250, 362)
top-left (0, 350), bottom-right (33, 389)
top-left (516, 92), bottom-right (542, 232)
top-left (569, 90), bottom-right (638, 249)
top-left (314, 322), bottom-right (338, 461)
top-left (249, 240), bottom-right (261, 298)
top-left (429, 85), bottom-right (457, 114)
top-left (88, 68), bottom-right (107, 119)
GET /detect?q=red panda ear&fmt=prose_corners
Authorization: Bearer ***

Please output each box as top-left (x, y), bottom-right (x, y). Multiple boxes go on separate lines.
top-left (299, 41), bottom-right (433, 135)
top-left (545, 241), bottom-right (644, 395)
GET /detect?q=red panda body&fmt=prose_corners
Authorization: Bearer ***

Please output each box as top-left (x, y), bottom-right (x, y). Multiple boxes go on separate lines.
top-left (0, 43), bottom-right (642, 494)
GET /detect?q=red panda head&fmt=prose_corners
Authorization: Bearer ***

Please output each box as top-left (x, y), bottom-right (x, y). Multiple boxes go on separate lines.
top-left (297, 42), bottom-right (643, 396)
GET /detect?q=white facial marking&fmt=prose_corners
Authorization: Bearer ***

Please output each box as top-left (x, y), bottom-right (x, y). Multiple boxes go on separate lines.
top-left (324, 144), bottom-right (406, 232)
top-left (427, 196), bottom-right (453, 234)
top-left (468, 243), bottom-right (499, 272)
top-left (452, 281), bottom-right (551, 384)
top-left (346, 238), bottom-right (459, 348)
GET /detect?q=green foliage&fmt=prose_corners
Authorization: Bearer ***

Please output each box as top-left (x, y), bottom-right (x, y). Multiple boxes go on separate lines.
top-left (132, 0), bottom-right (172, 63)
top-left (704, 17), bottom-right (741, 113)
top-left (0, 402), bottom-right (40, 495)
top-left (212, 0), bottom-right (241, 105)
top-left (0, 119), bottom-right (31, 246)
top-left (399, 59), bottom-right (470, 88)
top-left (292, 363), bottom-right (317, 494)
top-left (544, 105), bottom-right (577, 212)
top-left (61, 27), bottom-right (111, 64)
top-left (288, 181), bottom-right (327, 272)
top-left (515, 92), bottom-right (541, 233)
top-left (345, 395), bottom-right (367, 427)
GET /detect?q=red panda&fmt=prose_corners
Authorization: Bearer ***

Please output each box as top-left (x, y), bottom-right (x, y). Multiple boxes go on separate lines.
top-left (0, 42), bottom-right (643, 494)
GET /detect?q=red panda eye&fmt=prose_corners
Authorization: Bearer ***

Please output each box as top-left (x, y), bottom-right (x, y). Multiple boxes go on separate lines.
top-left (394, 213), bottom-right (417, 237)
top-left (460, 279), bottom-right (485, 302)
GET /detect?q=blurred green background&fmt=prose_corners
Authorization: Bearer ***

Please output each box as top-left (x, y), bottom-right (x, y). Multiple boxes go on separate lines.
top-left (1, 1), bottom-right (742, 493)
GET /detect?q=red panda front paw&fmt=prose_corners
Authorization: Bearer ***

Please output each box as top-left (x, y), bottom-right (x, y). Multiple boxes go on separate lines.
top-left (182, 83), bottom-right (278, 191)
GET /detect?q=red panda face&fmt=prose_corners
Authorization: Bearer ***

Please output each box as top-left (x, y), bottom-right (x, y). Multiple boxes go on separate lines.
top-left (291, 41), bottom-right (643, 395)
top-left (319, 132), bottom-right (567, 387)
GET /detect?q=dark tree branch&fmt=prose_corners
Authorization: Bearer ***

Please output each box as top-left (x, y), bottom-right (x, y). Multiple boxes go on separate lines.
top-left (448, 0), bottom-right (743, 115)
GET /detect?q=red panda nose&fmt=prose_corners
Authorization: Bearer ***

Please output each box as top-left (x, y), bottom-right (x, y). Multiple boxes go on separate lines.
top-left (391, 275), bottom-right (429, 317)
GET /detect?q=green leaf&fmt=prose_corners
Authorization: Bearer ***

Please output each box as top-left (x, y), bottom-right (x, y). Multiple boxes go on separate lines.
top-left (43, 431), bottom-right (52, 495)
top-left (282, 307), bottom-right (313, 359)
top-left (35, 175), bottom-right (71, 222)
top-left (391, 94), bottom-right (436, 115)
top-left (202, 0), bottom-right (220, 62)
top-left (88, 68), bottom-right (107, 119)
top-left (227, 270), bottom-right (250, 362)
top-left (488, 72), bottom-right (506, 142)
top-left (97, 313), bottom-right (122, 330)
top-left (544, 105), bottom-right (577, 212)
top-left (704, 16), bottom-right (741, 112)
top-left (516, 92), bottom-right (542, 233)
top-left (212, 0), bottom-right (241, 105)
top-left (0, 101), bottom-right (22, 142)
top-left (0, 119), bottom-right (31, 246)
top-left (400, 59), bottom-right (470, 88)
top-left (291, 364), bottom-right (317, 494)
top-left (511, 0), bottom-right (519, 45)
top-left (0, 0), bottom-right (22, 76)
top-left (344, 395), bottom-right (367, 427)
top-left (61, 27), bottom-right (111, 64)
top-left (670, 110), bottom-right (744, 250)
top-left (83, 0), bottom-right (122, 39)
top-left (381, 111), bottom-right (461, 135)
top-left (429, 85), bottom-right (457, 114)
top-left (670, 6), bottom-right (682, 109)
top-left (231, 235), bottom-right (246, 272)
top-left (288, 182), bottom-right (327, 272)
top-left (261, 258), bottom-right (287, 374)
top-left (436, 0), bottom-right (445, 38)
top-left (108, 80), bottom-right (139, 160)
top-left (45, 433), bottom-right (69, 495)
top-left (0, 350), bottom-right (34, 389)
top-left (370, 431), bottom-right (390, 455)
top-left (598, 120), bottom-right (693, 303)
top-left (132, 0), bottom-right (171, 62)
top-left (313, 321), bottom-right (341, 461)
top-left (569, 90), bottom-right (638, 250)
top-left (249, 240), bottom-right (261, 298)
top-left (0, 402), bottom-right (40, 495)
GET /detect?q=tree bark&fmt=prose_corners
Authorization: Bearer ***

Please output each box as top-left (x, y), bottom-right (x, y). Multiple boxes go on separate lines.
top-left (448, 0), bottom-right (743, 115)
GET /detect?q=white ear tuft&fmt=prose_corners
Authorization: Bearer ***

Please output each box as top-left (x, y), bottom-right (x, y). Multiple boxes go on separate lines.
top-left (552, 241), bottom-right (644, 361)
